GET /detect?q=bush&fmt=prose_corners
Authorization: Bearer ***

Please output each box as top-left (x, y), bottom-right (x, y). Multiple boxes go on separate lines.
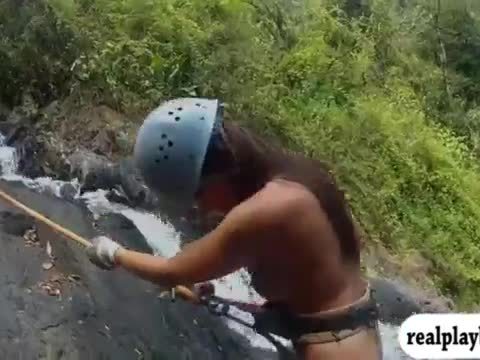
top-left (3, 0), bottom-right (480, 308)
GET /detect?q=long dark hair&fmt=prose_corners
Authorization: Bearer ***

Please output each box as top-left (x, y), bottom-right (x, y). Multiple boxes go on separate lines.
top-left (201, 121), bottom-right (360, 263)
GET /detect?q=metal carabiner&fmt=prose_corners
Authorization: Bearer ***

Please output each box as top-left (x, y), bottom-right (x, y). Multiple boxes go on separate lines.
top-left (203, 296), bottom-right (230, 316)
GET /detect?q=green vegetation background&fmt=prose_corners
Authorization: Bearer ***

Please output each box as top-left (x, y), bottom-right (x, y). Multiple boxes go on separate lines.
top-left (2, 0), bottom-right (480, 308)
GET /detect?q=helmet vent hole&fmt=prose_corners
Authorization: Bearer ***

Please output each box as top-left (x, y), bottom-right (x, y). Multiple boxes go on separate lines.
top-left (168, 140), bottom-right (173, 147)
top-left (161, 134), bottom-right (167, 139)
top-left (168, 111), bottom-right (174, 115)
top-left (175, 116), bottom-right (181, 121)
top-left (155, 159), bottom-right (160, 164)
top-left (196, 103), bottom-right (201, 107)
top-left (158, 145), bottom-right (164, 151)
top-left (163, 155), bottom-right (169, 160)
top-left (200, 116), bottom-right (205, 121)
top-left (177, 107), bottom-right (183, 111)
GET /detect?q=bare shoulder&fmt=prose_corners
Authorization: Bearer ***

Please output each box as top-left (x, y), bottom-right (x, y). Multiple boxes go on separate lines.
top-left (213, 179), bottom-right (319, 254)
top-left (230, 179), bottom-right (318, 226)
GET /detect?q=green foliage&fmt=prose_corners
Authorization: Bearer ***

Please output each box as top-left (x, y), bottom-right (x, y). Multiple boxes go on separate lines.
top-left (65, 0), bottom-right (277, 111)
top-left (247, 8), bottom-right (480, 307)
top-left (0, 0), bottom-right (82, 106)
top-left (3, 0), bottom-right (480, 307)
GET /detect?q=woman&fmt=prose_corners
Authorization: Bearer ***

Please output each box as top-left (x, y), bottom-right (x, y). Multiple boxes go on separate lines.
top-left (87, 98), bottom-right (382, 360)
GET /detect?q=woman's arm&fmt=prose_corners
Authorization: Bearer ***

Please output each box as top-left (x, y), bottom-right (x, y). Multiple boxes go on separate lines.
top-left (111, 199), bottom-right (270, 288)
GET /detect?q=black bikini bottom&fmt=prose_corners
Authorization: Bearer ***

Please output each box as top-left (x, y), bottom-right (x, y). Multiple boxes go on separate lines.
top-left (253, 283), bottom-right (380, 345)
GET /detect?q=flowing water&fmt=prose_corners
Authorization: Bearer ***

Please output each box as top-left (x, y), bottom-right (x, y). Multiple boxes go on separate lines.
top-left (0, 135), bottom-right (410, 359)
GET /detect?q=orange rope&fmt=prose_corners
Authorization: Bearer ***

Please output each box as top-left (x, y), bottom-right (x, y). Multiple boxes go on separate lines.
top-left (0, 188), bottom-right (199, 303)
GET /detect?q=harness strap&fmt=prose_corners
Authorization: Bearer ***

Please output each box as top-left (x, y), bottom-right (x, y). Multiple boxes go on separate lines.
top-left (295, 326), bottom-right (366, 345)
top-left (168, 284), bottom-right (379, 353)
top-left (252, 284), bottom-right (379, 344)
top-left (197, 294), bottom-right (296, 358)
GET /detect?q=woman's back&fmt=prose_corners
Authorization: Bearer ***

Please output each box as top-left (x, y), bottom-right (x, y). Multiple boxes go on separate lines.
top-left (241, 179), bottom-right (382, 359)
top-left (123, 98), bottom-right (382, 359)
top-left (247, 178), bottom-right (363, 313)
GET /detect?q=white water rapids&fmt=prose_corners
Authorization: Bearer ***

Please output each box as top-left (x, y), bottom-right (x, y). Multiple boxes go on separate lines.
top-left (0, 135), bottom-right (410, 359)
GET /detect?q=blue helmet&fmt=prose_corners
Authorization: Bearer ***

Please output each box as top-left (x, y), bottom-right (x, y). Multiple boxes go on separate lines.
top-left (133, 98), bottom-right (223, 206)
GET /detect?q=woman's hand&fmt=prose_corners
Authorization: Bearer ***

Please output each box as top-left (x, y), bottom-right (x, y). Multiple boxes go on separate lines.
top-left (84, 189), bottom-right (275, 287)
top-left (87, 236), bottom-right (123, 270)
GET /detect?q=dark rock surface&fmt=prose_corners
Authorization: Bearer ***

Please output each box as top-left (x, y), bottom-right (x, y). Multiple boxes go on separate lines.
top-left (370, 277), bottom-right (453, 323)
top-left (0, 102), bottom-right (10, 122)
top-left (0, 100), bottom-right (452, 360)
top-left (67, 150), bottom-right (119, 194)
top-left (370, 278), bottom-right (424, 326)
top-left (0, 180), bottom-right (280, 360)
top-left (95, 213), bottom-right (153, 255)
top-left (0, 177), bottom-right (441, 360)
top-left (0, 210), bottom-right (33, 236)
top-left (0, 116), bottom-right (51, 178)
top-left (0, 98), bottom-right (70, 180)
